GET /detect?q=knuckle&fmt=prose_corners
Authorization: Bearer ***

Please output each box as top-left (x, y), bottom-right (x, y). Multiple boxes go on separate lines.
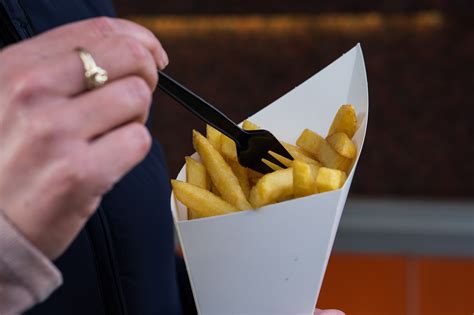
top-left (28, 115), bottom-right (54, 138)
top-left (126, 77), bottom-right (152, 106)
top-left (9, 69), bottom-right (47, 104)
top-left (123, 36), bottom-right (149, 61)
top-left (59, 158), bottom-right (86, 188)
top-left (129, 123), bottom-right (152, 155)
top-left (90, 17), bottom-right (116, 37)
top-left (26, 111), bottom-right (67, 142)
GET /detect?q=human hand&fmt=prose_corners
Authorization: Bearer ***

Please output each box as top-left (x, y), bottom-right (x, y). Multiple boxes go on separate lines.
top-left (315, 309), bottom-right (345, 315)
top-left (0, 17), bottom-right (167, 259)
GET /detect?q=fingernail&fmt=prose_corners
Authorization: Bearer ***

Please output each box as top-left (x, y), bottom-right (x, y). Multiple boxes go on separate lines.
top-left (158, 48), bottom-right (169, 70)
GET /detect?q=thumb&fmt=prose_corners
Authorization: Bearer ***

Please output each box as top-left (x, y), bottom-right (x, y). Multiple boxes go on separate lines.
top-left (314, 309), bottom-right (345, 315)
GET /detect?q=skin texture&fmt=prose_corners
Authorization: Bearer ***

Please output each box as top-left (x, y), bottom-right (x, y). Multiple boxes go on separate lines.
top-left (0, 17), bottom-right (168, 260)
top-left (315, 309), bottom-right (345, 315)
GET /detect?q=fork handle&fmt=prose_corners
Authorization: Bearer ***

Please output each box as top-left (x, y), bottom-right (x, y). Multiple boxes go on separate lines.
top-left (157, 71), bottom-right (243, 141)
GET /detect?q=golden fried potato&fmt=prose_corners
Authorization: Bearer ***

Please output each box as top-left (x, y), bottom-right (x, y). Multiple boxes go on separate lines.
top-left (293, 160), bottom-right (319, 198)
top-left (185, 156), bottom-right (211, 219)
top-left (228, 160), bottom-right (251, 199)
top-left (185, 157), bottom-right (210, 190)
top-left (172, 180), bottom-right (237, 219)
top-left (296, 129), bottom-right (351, 172)
top-left (210, 181), bottom-right (221, 196)
top-left (316, 167), bottom-right (347, 192)
top-left (220, 135), bottom-right (238, 161)
top-left (249, 168), bottom-right (293, 208)
top-left (328, 104), bottom-right (358, 138)
top-left (193, 130), bottom-right (252, 210)
top-left (220, 120), bottom-right (260, 161)
top-left (248, 169), bottom-right (264, 186)
top-left (206, 125), bottom-right (222, 152)
top-left (326, 132), bottom-right (357, 159)
top-left (242, 120), bottom-right (260, 131)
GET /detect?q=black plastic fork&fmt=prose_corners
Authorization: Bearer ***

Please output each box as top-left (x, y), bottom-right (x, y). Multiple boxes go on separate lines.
top-left (157, 72), bottom-right (293, 174)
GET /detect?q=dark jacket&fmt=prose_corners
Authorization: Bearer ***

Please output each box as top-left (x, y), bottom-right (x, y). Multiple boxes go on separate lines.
top-left (0, 1), bottom-right (194, 314)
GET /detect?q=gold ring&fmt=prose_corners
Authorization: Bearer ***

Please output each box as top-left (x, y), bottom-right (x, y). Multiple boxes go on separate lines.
top-left (76, 48), bottom-right (108, 90)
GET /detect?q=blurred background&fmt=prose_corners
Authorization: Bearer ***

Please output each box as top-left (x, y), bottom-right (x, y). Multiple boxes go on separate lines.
top-left (114, 1), bottom-right (473, 314)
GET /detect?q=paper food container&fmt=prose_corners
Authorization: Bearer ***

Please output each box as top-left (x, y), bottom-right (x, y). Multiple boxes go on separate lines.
top-left (170, 44), bottom-right (368, 315)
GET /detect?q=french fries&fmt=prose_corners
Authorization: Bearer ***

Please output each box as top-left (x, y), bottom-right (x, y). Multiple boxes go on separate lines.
top-left (185, 157), bottom-right (210, 190)
top-left (221, 119), bottom-right (260, 161)
top-left (185, 156), bottom-right (211, 219)
top-left (328, 104), bottom-right (357, 138)
top-left (293, 160), bottom-right (319, 198)
top-left (173, 104), bottom-right (359, 220)
top-left (249, 168), bottom-right (294, 208)
top-left (193, 130), bottom-right (252, 210)
top-left (172, 180), bottom-right (237, 219)
top-left (296, 129), bottom-right (352, 172)
top-left (280, 142), bottom-right (321, 167)
top-left (248, 169), bottom-right (264, 186)
top-left (221, 135), bottom-right (238, 161)
top-left (206, 125), bottom-right (222, 152)
top-left (242, 120), bottom-right (259, 131)
top-left (326, 132), bottom-right (356, 159)
top-left (316, 167), bottom-right (347, 192)
top-left (228, 160), bottom-right (251, 199)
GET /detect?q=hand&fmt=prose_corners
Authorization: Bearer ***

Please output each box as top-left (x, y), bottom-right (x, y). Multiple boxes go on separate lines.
top-left (0, 17), bottom-right (168, 259)
top-left (315, 309), bottom-right (345, 315)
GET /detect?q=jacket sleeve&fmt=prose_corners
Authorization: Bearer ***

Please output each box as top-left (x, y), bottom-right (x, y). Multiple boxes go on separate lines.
top-left (0, 211), bottom-right (62, 314)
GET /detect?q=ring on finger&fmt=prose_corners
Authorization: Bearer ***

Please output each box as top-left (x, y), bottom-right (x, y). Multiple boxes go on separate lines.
top-left (76, 47), bottom-right (108, 90)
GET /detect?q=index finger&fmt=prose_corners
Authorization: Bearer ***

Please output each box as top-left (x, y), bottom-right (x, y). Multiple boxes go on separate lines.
top-left (7, 17), bottom-right (168, 69)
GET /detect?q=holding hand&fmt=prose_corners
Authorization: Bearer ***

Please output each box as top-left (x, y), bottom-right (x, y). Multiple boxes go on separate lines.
top-left (315, 309), bottom-right (345, 315)
top-left (0, 17), bottom-right (168, 259)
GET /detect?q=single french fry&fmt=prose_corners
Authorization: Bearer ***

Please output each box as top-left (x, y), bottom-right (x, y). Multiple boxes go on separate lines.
top-left (220, 135), bottom-right (238, 161)
top-left (220, 120), bottom-right (260, 161)
top-left (249, 168), bottom-right (293, 208)
top-left (228, 160), bottom-right (251, 199)
top-left (242, 120), bottom-right (260, 130)
top-left (296, 129), bottom-right (351, 172)
top-left (206, 124), bottom-right (223, 152)
top-left (328, 104), bottom-right (358, 138)
top-left (193, 130), bottom-right (252, 210)
top-left (172, 180), bottom-right (237, 219)
top-left (185, 156), bottom-right (211, 219)
top-left (316, 167), bottom-right (347, 192)
top-left (185, 157), bottom-right (210, 190)
top-left (326, 132), bottom-right (357, 159)
top-left (210, 181), bottom-right (221, 196)
top-left (293, 160), bottom-right (319, 198)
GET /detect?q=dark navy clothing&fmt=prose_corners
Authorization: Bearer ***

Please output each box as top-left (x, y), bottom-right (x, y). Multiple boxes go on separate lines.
top-left (0, 1), bottom-right (190, 314)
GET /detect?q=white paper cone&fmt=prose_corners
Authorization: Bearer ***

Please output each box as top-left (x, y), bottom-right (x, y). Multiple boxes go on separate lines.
top-left (170, 44), bottom-right (368, 315)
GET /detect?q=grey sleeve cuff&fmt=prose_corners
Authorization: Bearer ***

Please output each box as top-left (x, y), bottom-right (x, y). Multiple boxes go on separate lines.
top-left (0, 210), bottom-right (62, 314)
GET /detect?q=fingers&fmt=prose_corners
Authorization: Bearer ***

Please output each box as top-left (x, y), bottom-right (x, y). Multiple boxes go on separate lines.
top-left (86, 122), bottom-right (152, 194)
top-left (314, 309), bottom-right (345, 315)
top-left (41, 34), bottom-right (159, 96)
top-left (64, 76), bottom-right (152, 139)
top-left (11, 17), bottom-right (168, 69)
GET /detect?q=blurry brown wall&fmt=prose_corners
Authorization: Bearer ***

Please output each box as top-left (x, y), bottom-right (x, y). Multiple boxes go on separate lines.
top-left (114, 0), bottom-right (473, 15)
top-left (113, 1), bottom-right (474, 198)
